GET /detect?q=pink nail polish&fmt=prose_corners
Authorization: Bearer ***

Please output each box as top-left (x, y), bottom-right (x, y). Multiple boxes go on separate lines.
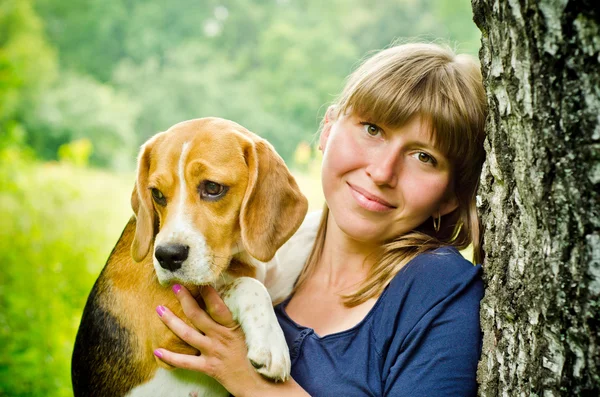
top-left (156, 305), bottom-right (166, 317)
top-left (172, 284), bottom-right (181, 294)
top-left (154, 349), bottom-right (163, 358)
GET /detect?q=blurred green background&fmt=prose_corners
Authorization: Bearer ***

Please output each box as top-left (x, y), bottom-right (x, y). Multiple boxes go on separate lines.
top-left (0, 0), bottom-right (479, 395)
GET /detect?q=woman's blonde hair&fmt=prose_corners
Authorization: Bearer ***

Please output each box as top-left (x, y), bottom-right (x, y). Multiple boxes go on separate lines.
top-left (295, 43), bottom-right (487, 307)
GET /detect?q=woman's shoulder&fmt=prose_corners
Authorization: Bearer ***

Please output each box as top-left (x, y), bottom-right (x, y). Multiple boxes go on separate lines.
top-left (372, 247), bottom-right (483, 337)
top-left (386, 246), bottom-right (482, 296)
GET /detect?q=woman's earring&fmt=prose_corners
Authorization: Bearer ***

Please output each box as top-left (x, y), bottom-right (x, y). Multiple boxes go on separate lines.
top-left (433, 213), bottom-right (441, 232)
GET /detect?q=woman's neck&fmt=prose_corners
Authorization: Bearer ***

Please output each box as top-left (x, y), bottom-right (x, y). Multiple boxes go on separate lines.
top-left (313, 214), bottom-right (380, 293)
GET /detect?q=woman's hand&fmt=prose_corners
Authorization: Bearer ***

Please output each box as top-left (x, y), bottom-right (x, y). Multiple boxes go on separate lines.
top-left (154, 284), bottom-right (270, 397)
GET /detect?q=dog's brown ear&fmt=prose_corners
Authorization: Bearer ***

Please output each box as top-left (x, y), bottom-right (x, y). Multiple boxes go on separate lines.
top-left (240, 139), bottom-right (309, 262)
top-left (131, 139), bottom-right (156, 262)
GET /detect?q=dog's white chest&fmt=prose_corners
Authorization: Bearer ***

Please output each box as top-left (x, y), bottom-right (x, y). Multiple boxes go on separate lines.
top-left (126, 368), bottom-right (228, 397)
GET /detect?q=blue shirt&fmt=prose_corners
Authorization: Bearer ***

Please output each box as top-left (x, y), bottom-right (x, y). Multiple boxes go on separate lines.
top-left (274, 247), bottom-right (483, 397)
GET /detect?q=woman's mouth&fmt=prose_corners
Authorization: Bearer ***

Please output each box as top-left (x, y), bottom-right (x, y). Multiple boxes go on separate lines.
top-left (347, 183), bottom-right (396, 212)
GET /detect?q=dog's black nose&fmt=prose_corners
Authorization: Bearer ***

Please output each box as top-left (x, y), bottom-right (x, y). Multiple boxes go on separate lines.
top-left (155, 244), bottom-right (189, 271)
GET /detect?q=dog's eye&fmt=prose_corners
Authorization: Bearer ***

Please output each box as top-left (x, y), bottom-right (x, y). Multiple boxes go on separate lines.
top-left (199, 180), bottom-right (229, 201)
top-left (150, 188), bottom-right (167, 206)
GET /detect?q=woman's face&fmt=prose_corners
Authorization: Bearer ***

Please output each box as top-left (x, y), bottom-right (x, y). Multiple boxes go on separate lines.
top-left (320, 111), bottom-right (457, 245)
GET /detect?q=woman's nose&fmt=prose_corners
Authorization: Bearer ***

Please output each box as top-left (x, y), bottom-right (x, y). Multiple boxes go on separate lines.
top-left (365, 151), bottom-right (399, 187)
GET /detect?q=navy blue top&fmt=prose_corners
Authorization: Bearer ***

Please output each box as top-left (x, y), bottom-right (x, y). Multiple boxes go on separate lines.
top-left (274, 247), bottom-right (483, 397)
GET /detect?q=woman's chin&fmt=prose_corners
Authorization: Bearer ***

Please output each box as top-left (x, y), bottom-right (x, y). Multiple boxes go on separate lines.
top-left (328, 206), bottom-right (404, 246)
top-left (337, 221), bottom-right (388, 245)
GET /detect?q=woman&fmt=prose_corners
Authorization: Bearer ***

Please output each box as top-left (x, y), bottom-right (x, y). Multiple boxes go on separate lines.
top-left (153, 42), bottom-right (487, 396)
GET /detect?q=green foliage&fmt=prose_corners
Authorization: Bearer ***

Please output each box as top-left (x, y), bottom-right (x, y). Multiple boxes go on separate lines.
top-left (58, 138), bottom-right (93, 167)
top-left (25, 72), bottom-right (140, 168)
top-left (0, 156), bottom-right (133, 397)
top-left (34, 0), bottom-right (131, 83)
top-left (0, 0), bottom-right (57, 132)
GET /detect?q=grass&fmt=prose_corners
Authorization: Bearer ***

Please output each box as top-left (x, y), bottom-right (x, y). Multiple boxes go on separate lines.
top-left (0, 161), bottom-right (134, 397)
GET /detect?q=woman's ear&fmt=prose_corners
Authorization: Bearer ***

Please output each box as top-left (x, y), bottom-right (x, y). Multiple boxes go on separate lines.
top-left (319, 105), bottom-right (337, 151)
top-left (438, 192), bottom-right (459, 217)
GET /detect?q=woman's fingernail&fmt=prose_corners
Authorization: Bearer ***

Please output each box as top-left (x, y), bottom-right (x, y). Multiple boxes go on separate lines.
top-left (154, 349), bottom-right (163, 358)
top-left (172, 284), bottom-right (181, 294)
top-left (156, 305), bottom-right (166, 317)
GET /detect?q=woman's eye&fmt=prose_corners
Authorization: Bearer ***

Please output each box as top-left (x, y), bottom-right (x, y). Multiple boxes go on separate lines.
top-left (199, 180), bottom-right (229, 201)
top-left (361, 122), bottom-right (382, 136)
top-left (414, 152), bottom-right (437, 165)
top-left (151, 188), bottom-right (167, 205)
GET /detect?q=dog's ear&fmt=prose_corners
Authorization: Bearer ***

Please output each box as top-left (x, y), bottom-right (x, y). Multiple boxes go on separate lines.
top-left (131, 138), bottom-right (157, 262)
top-left (240, 139), bottom-right (308, 262)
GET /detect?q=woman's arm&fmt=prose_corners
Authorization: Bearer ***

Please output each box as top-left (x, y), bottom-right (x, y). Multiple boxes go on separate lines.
top-left (154, 285), bottom-right (310, 397)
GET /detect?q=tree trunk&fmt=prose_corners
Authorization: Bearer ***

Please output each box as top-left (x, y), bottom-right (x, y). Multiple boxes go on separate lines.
top-left (472, 0), bottom-right (600, 395)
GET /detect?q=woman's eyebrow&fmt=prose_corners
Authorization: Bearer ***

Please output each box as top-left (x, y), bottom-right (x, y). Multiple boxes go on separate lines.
top-left (403, 136), bottom-right (440, 150)
top-left (408, 139), bottom-right (452, 160)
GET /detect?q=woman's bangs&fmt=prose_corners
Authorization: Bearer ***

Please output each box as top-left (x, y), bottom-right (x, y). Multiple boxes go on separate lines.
top-left (341, 77), bottom-right (425, 130)
top-left (428, 105), bottom-right (470, 162)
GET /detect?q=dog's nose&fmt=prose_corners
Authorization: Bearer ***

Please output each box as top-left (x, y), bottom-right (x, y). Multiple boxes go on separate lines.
top-left (155, 244), bottom-right (189, 271)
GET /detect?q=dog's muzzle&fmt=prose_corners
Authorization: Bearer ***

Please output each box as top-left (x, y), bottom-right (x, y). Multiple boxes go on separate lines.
top-left (155, 244), bottom-right (189, 271)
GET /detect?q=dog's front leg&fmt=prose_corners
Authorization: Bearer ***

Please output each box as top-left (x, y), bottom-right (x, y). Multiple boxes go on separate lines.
top-left (219, 277), bottom-right (291, 382)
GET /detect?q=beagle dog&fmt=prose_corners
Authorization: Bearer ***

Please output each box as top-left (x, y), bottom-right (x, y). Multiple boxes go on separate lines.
top-left (71, 118), bottom-right (313, 397)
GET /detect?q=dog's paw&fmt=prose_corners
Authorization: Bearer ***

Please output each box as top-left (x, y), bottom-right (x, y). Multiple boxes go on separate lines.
top-left (245, 322), bottom-right (291, 382)
top-left (220, 277), bottom-right (291, 381)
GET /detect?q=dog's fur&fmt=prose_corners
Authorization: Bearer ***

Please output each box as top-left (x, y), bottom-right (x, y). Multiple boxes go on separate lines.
top-left (71, 118), bottom-right (313, 396)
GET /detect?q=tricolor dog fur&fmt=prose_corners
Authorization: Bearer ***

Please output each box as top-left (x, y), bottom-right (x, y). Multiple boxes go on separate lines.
top-left (72, 117), bottom-right (313, 396)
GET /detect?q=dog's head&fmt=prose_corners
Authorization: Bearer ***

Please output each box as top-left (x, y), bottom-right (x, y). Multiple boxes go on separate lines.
top-left (130, 117), bottom-right (308, 285)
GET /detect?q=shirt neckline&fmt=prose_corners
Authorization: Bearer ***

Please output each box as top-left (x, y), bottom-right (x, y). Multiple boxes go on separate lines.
top-left (277, 282), bottom-right (392, 340)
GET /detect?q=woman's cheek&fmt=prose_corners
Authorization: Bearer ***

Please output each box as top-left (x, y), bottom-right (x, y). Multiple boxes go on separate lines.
top-left (406, 173), bottom-right (451, 210)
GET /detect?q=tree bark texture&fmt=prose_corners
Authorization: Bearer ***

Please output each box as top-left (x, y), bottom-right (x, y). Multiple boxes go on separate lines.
top-left (472, 0), bottom-right (599, 395)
